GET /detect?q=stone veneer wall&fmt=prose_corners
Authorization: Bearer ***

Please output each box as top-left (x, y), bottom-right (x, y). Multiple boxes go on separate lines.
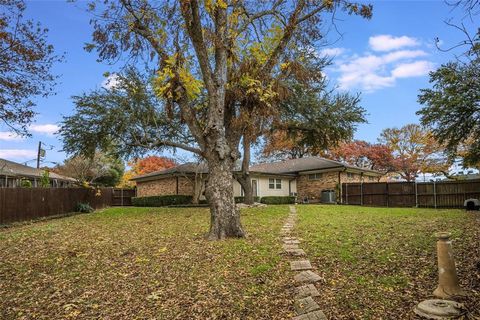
top-left (297, 171), bottom-right (368, 201)
top-left (136, 176), bottom-right (194, 197)
top-left (296, 171), bottom-right (340, 201)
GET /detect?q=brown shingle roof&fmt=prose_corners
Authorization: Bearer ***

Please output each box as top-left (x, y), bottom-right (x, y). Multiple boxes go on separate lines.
top-left (0, 158), bottom-right (75, 181)
top-left (250, 157), bottom-right (382, 175)
top-left (131, 157), bottom-right (383, 181)
top-left (130, 162), bottom-right (209, 181)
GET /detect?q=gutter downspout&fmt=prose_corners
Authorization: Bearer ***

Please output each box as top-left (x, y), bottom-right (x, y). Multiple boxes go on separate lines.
top-left (176, 176), bottom-right (179, 195)
top-left (340, 167), bottom-right (347, 204)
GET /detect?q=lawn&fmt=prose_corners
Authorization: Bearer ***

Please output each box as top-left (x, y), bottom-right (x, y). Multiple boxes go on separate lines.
top-left (295, 205), bottom-right (480, 319)
top-left (1, 205), bottom-right (478, 320)
top-left (0, 206), bottom-right (293, 320)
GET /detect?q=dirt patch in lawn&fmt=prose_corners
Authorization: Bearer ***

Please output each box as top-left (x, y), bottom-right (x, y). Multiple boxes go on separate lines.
top-left (296, 205), bottom-right (480, 320)
top-left (0, 206), bottom-right (294, 319)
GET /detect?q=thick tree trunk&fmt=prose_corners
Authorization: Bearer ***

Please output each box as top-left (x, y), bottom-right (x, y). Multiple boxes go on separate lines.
top-left (236, 138), bottom-right (254, 205)
top-left (191, 173), bottom-right (205, 204)
top-left (204, 156), bottom-right (245, 240)
top-left (237, 175), bottom-right (253, 204)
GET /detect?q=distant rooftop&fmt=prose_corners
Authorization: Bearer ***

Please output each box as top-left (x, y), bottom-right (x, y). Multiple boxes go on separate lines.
top-left (0, 158), bottom-right (75, 181)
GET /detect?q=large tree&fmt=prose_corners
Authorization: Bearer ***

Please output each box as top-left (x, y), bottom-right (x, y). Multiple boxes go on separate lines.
top-left (235, 51), bottom-right (365, 204)
top-left (0, 0), bottom-right (61, 133)
top-left (329, 140), bottom-right (394, 172)
top-left (118, 155), bottom-right (176, 187)
top-left (65, 0), bottom-right (372, 239)
top-left (53, 152), bottom-right (125, 187)
top-left (378, 124), bottom-right (450, 181)
top-left (417, 0), bottom-right (479, 168)
top-left (261, 85), bottom-right (366, 160)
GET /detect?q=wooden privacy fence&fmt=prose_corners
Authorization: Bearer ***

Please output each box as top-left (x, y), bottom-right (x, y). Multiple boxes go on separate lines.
top-left (342, 180), bottom-right (480, 208)
top-left (112, 188), bottom-right (136, 206)
top-left (0, 187), bottom-right (135, 225)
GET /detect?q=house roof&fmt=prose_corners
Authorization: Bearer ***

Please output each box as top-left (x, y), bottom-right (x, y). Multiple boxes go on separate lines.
top-left (0, 158), bottom-right (76, 181)
top-left (250, 157), bottom-right (383, 175)
top-left (130, 162), bottom-right (209, 181)
top-left (131, 157), bottom-right (383, 181)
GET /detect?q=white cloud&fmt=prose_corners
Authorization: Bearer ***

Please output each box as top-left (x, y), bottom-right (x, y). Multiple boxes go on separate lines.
top-left (369, 35), bottom-right (419, 52)
top-left (319, 47), bottom-right (345, 57)
top-left (335, 46), bottom-right (433, 92)
top-left (383, 50), bottom-right (427, 63)
top-left (391, 60), bottom-right (434, 78)
top-left (0, 132), bottom-right (24, 141)
top-left (29, 124), bottom-right (59, 136)
top-left (0, 149), bottom-right (37, 159)
top-left (102, 73), bottom-right (120, 89)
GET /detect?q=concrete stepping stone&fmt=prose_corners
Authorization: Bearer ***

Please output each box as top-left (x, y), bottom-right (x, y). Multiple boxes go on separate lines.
top-left (294, 271), bottom-right (322, 284)
top-left (290, 260), bottom-right (313, 271)
top-left (292, 310), bottom-right (327, 320)
top-left (283, 244), bottom-right (299, 251)
top-left (284, 239), bottom-right (300, 245)
top-left (294, 296), bottom-right (320, 315)
top-left (295, 284), bottom-right (320, 299)
top-left (285, 248), bottom-right (307, 257)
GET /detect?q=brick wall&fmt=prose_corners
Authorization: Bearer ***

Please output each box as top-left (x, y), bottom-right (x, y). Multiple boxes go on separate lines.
top-left (297, 171), bottom-right (340, 201)
top-left (136, 176), bottom-right (194, 197)
top-left (297, 171), bottom-right (372, 201)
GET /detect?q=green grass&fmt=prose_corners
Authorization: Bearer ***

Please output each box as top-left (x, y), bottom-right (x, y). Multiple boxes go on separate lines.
top-left (296, 205), bottom-right (480, 319)
top-left (1, 205), bottom-right (478, 319)
top-left (0, 206), bottom-right (293, 320)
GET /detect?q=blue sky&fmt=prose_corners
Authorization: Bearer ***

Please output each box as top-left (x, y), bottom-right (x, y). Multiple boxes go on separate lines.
top-left (0, 0), bottom-right (476, 166)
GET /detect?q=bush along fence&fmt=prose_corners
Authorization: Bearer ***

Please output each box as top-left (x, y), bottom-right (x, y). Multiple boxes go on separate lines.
top-left (341, 180), bottom-right (480, 208)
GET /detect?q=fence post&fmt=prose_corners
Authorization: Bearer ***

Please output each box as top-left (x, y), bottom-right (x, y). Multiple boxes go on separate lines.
top-left (433, 180), bottom-right (437, 209)
top-left (415, 181), bottom-right (418, 208)
top-left (121, 188), bottom-right (124, 206)
top-left (345, 183), bottom-right (348, 205)
top-left (360, 182), bottom-right (363, 206)
top-left (386, 182), bottom-right (389, 207)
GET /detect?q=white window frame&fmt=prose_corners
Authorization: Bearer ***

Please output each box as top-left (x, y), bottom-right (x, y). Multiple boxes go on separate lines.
top-left (275, 179), bottom-right (282, 189)
top-left (269, 178), bottom-right (275, 189)
top-left (308, 173), bottom-right (323, 180)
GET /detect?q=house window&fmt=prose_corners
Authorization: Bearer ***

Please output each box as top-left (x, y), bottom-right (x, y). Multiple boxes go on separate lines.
top-left (269, 178), bottom-right (275, 189)
top-left (308, 173), bottom-right (323, 180)
top-left (269, 178), bottom-right (282, 189)
top-left (276, 179), bottom-right (282, 189)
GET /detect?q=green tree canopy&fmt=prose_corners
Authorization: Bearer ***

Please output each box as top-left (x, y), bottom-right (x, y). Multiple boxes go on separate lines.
top-left (417, 0), bottom-right (479, 168)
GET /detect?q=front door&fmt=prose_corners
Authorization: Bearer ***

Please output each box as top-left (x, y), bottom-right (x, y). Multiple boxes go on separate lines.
top-left (252, 180), bottom-right (258, 197)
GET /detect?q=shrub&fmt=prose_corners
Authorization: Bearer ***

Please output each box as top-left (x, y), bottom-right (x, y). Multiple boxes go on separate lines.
top-left (132, 195), bottom-right (193, 207)
top-left (75, 202), bottom-right (94, 213)
top-left (260, 196), bottom-right (296, 204)
top-left (234, 196), bottom-right (261, 203)
top-left (20, 179), bottom-right (32, 188)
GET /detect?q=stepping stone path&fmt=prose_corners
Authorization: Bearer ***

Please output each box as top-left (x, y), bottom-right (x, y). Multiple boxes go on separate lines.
top-left (290, 260), bottom-right (313, 271)
top-left (281, 206), bottom-right (327, 320)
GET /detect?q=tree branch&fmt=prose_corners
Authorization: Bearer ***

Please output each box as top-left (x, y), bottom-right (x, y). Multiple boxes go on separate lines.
top-left (180, 0), bottom-right (215, 94)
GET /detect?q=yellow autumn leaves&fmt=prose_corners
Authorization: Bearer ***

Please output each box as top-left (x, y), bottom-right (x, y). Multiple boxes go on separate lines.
top-left (154, 54), bottom-right (203, 101)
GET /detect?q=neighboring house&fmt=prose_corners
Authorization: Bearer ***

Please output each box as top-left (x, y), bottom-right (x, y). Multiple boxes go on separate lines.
top-left (0, 158), bottom-right (76, 188)
top-left (131, 157), bottom-right (383, 202)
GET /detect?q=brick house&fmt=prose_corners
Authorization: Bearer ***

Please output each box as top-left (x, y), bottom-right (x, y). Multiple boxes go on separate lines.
top-left (131, 157), bottom-right (383, 203)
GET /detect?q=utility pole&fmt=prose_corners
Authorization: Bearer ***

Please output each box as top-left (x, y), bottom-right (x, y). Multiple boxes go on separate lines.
top-left (36, 141), bottom-right (44, 169)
